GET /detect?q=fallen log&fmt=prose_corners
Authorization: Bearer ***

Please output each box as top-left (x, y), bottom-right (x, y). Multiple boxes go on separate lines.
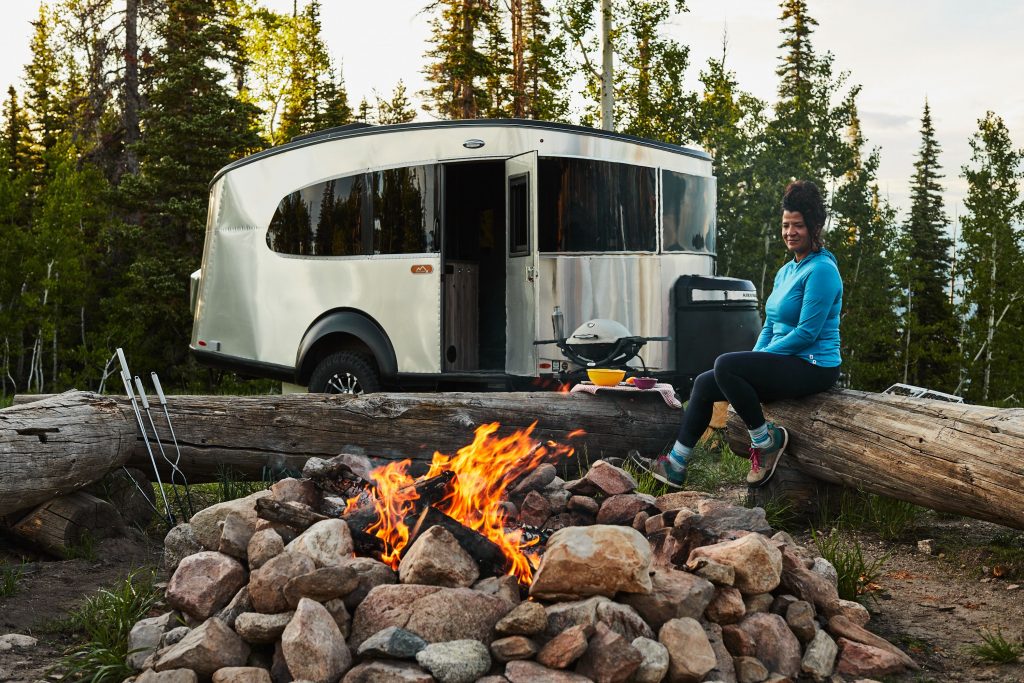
top-left (0, 392), bottom-right (136, 517)
top-left (7, 491), bottom-right (126, 557)
top-left (10, 390), bottom-right (681, 483)
top-left (725, 389), bottom-right (1024, 530)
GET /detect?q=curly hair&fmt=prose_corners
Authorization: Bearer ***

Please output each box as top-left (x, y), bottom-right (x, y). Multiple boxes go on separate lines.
top-left (781, 180), bottom-right (827, 251)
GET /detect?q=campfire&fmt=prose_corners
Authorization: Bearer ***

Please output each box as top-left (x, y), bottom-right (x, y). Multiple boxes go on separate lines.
top-left (343, 422), bottom-right (579, 583)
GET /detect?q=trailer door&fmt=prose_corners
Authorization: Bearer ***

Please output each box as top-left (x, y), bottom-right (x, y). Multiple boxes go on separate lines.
top-left (505, 151), bottom-right (539, 376)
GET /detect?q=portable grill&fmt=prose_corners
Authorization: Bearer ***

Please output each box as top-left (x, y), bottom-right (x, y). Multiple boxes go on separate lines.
top-left (535, 317), bottom-right (669, 380)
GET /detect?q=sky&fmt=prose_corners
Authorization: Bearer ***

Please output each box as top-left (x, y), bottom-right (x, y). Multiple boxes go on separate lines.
top-left (1, 0), bottom-right (1022, 225)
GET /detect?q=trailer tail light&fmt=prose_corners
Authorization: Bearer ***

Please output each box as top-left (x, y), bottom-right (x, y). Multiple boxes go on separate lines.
top-left (197, 340), bottom-right (221, 351)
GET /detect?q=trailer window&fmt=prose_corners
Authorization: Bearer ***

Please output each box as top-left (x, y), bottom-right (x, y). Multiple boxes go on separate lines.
top-left (266, 174), bottom-right (364, 256)
top-left (538, 158), bottom-right (656, 252)
top-left (662, 171), bottom-right (715, 253)
top-left (372, 165), bottom-right (440, 254)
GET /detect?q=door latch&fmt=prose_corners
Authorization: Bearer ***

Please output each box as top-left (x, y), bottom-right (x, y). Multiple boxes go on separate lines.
top-left (527, 265), bottom-right (538, 282)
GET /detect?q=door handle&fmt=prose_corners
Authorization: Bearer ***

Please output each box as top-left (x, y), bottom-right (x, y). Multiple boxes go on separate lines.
top-left (526, 265), bottom-right (538, 282)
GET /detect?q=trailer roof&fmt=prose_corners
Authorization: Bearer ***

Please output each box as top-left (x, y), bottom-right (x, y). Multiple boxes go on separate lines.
top-left (212, 118), bottom-right (711, 185)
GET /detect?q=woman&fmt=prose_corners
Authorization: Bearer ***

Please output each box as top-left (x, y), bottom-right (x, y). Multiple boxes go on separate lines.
top-left (639, 180), bottom-right (842, 489)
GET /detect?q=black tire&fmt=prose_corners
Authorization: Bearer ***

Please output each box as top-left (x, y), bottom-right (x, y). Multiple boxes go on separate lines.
top-left (308, 351), bottom-right (380, 395)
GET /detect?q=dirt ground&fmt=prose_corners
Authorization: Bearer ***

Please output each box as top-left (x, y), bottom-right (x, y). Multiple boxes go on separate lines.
top-left (1, 508), bottom-right (1023, 682)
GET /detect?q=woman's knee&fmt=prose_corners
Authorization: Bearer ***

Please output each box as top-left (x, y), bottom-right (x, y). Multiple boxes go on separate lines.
top-left (690, 369), bottom-right (718, 399)
top-left (713, 351), bottom-right (747, 376)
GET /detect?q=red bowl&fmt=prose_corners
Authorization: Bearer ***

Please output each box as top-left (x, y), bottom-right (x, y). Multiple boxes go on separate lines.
top-left (632, 377), bottom-right (657, 390)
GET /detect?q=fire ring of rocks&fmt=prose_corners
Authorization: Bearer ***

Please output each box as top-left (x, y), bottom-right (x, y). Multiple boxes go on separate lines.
top-left (136, 425), bottom-right (918, 683)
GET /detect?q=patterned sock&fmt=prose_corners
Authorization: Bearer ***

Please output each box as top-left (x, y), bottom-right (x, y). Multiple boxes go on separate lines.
top-left (666, 441), bottom-right (691, 471)
top-left (749, 423), bottom-right (772, 448)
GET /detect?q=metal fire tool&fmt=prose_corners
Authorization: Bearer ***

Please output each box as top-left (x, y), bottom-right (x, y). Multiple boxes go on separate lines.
top-left (116, 348), bottom-right (175, 526)
top-left (150, 371), bottom-right (195, 518)
top-left (135, 375), bottom-right (190, 521)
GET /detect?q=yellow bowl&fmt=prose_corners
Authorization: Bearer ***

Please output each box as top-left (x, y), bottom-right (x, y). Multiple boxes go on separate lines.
top-left (587, 368), bottom-right (626, 386)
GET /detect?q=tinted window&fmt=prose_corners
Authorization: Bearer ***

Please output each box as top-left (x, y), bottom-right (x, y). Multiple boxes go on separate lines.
top-left (508, 174), bottom-right (529, 255)
top-left (663, 171), bottom-right (716, 253)
top-left (267, 174), bottom-right (364, 256)
top-left (538, 158), bottom-right (656, 252)
top-left (372, 165), bottom-right (439, 254)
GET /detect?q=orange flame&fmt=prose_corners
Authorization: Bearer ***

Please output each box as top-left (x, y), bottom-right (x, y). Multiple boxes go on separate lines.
top-left (347, 422), bottom-right (576, 584)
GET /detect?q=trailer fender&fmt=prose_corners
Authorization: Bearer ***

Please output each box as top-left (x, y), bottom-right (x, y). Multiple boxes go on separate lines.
top-left (296, 310), bottom-right (398, 384)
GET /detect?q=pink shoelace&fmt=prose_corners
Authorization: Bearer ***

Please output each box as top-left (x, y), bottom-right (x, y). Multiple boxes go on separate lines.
top-left (748, 447), bottom-right (762, 473)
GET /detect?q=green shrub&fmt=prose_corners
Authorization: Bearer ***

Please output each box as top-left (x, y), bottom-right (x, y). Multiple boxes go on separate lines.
top-left (0, 563), bottom-right (26, 598)
top-left (51, 568), bottom-right (160, 683)
top-left (968, 629), bottom-right (1023, 664)
top-left (812, 528), bottom-right (890, 602)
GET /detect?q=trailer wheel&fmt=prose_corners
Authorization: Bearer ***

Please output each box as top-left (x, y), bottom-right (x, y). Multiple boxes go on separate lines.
top-left (308, 352), bottom-right (380, 395)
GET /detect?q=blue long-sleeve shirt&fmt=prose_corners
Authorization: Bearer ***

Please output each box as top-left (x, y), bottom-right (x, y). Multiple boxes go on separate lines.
top-left (753, 248), bottom-right (842, 367)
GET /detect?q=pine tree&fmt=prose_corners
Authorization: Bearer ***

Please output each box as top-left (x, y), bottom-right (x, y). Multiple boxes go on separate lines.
top-left (422, 0), bottom-right (494, 119)
top-left (898, 100), bottom-right (956, 390)
top-left (685, 41), bottom-right (766, 279)
top-left (23, 4), bottom-right (64, 173)
top-left (118, 0), bottom-right (262, 382)
top-left (829, 106), bottom-right (901, 390)
top-left (376, 81), bottom-right (417, 124)
top-left (522, 0), bottom-right (568, 120)
top-left (956, 112), bottom-right (1024, 403)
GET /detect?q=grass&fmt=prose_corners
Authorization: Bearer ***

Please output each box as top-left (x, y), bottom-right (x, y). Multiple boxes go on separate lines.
top-left (50, 568), bottom-right (160, 683)
top-left (812, 527), bottom-right (891, 602)
top-left (685, 441), bottom-right (749, 492)
top-left (812, 489), bottom-right (921, 541)
top-left (755, 495), bottom-right (798, 533)
top-left (64, 532), bottom-right (98, 561)
top-left (0, 563), bottom-right (27, 597)
top-left (968, 629), bottom-right (1023, 664)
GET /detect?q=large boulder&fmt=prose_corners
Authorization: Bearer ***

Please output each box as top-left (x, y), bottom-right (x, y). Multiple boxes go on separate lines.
top-left (153, 618), bottom-right (250, 677)
top-left (736, 612), bottom-right (802, 678)
top-left (657, 617), bottom-right (716, 683)
top-left (544, 596), bottom-right (654, 642)
top-left (619, 568), bottom-right (715, 631)
top-left (398, 525), bottom-right (479, 587)
top-left (248, 552), bottom-right (316, 613)
top-left (531, 525), bottom-right (652, 600)
top-left (350, 584), bottom-right (513, 648)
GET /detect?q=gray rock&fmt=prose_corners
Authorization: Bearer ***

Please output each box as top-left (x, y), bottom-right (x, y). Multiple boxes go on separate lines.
top-left (234, 611), bottom-right (294, 644)
top-left (630, 636), bottom-right (669, 683)
top-left (703, 622), bottom-right (737, 683)
top-left (356, 626), bottom-right (428, 660)
top-left (161, 626), bottom-right (190, 648)
top-left (128, 612), bottom-right (174, 670)
top-left (163, 523), bottom-right (203, 572)
top-left (399, 525), bottom-right (480, 588)
top-left (511, 463), bottom-right (558, 495)
top-left (324, 598), bottom-right (352, 638)
top-left (694, 499), bottom-right (773, 535)
top-left (340, 556), bottom-right (398, 608)
top-left (472, 574), bottom-right (521, 605)
top-left (415, 639), bottom-right (491, 683)
top-left (811, 557), bottom-right (839, 588)
top-left (801, 629), bottom-right (838, 681)
top-left (688, 557), bottom-right (736, 586)
top-left (743, 593), bottom-right (774, 614)
top-left (213, 586), bottom-right (252, 628)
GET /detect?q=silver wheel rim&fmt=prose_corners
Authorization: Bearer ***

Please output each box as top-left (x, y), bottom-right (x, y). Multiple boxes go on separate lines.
top-left (325, 372), bottom-right (362, 395)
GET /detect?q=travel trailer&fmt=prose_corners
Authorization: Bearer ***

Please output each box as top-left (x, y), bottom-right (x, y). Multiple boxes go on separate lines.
top-left (189, 119), bottom-right (760, 395)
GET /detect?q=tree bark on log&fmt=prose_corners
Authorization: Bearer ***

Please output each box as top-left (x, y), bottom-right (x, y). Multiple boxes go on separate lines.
top-left (725, 389), bottom-right (1024, 530)
top-left (7, 491), bottom-right (126, 556)
top-left (12, 390), bottom-right (681, 483)
top-left (0, 392), bottom-right (136, 517)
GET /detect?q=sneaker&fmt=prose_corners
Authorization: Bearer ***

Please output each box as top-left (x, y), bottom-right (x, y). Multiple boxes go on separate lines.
top-left (746, 423), bottom-right (788, 488)
top-left (637, 453), bottom-right (688, 489)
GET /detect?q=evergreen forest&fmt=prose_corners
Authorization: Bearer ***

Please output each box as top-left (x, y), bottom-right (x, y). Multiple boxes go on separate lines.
top-left (1, 0), bottom-right (1021, 405)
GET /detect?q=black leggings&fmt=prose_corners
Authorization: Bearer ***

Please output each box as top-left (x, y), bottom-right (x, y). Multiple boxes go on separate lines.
top-left (677, 351), bottom-right (840, 448)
